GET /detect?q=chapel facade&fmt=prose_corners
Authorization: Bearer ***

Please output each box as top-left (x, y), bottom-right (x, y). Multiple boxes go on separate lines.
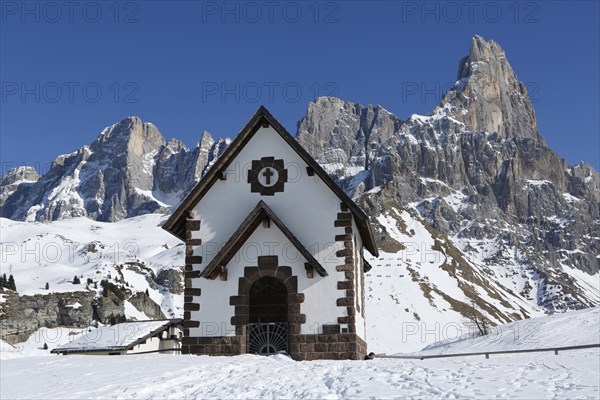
top-left (163, 107), bottom-right (378, 360)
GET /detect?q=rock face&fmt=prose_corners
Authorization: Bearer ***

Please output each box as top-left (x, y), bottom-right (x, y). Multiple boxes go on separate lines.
top-left (450, 36), bottom-right (540, 142)
top-left (0, 288), bottom-right (121, 344)
top-left (156, 268), bottom-right (184, 295)
top-left (296, 36), bottom-right (599, 312)
top-left (0, 118), bottom-right (228, 222)
top-left (0, 286), bottom-right (169, 344)
top-left (129, 292), bottom-right (166, 320)
top-left (296, 98), bottom-right (403, 196)
top-left (0, 166), bottom-right (39, 209)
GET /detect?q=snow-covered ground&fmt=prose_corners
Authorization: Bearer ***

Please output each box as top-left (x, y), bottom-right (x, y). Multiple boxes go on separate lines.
top-left (2, 307), bottom-right (598, 399)
top-left (0, 327), bottom-right (87, 360)
top-left (419, 307), bottom-right (599, 356)
top-left (1, 351), bottom-right (598, 399)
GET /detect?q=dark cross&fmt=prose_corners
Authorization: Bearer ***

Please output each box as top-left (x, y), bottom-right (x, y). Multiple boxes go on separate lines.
top-left (262, 167), bottom-right (274, 185)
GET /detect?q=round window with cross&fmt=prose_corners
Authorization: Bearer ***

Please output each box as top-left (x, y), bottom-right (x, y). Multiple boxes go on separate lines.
top-left (247, 157), bottom-right (288, 196)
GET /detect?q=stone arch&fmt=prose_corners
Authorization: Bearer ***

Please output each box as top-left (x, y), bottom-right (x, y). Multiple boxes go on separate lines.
top-left (229, 256), bottom-right (305, 348)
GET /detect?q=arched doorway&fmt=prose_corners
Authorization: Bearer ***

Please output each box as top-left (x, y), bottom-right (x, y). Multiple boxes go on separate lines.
top-left (248, 276), bottom-right (288, 354)
top-left (249, 276), bottom-right (287, 323)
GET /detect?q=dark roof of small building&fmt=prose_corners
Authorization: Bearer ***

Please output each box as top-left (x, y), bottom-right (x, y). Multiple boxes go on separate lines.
top-left (50, 319), bottom-right (182, 354)
top-left (163, 106), bottom-right (379, 256)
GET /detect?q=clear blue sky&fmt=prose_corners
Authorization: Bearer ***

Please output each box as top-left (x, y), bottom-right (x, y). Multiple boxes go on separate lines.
top-left (1, 0), bottom-right (599, 175)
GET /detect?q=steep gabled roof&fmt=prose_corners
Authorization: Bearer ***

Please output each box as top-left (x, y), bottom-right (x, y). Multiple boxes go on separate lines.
top-left (163, 106), bottom-right (378, 256)
top-left (201, 200), bottom-right (327, 279)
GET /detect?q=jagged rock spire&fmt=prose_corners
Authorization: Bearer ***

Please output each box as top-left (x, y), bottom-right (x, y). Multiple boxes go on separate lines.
top-left (441, 35), bottom-right (540, 141)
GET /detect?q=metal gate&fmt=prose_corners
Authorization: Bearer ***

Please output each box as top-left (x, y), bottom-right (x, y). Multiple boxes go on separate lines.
top-left (247, 323), bottom-right (288, 355)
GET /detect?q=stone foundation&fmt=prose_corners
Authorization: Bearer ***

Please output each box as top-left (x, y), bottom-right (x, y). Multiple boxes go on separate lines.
top-left (181, 335), bottom-right (246, 355)
top-left (290, 333), bottom-right (367, 361)
top-left (181, 332), bottom-right (367, 361)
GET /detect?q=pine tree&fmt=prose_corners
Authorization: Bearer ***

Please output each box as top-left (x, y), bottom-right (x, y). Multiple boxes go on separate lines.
top-left (45, 282), bottom-right (49, 290)
top-left (43, 343), bottom-right (48, 350)
top-left (145, 288), bottom-right (149, 296)
top-left (7, 275), bottom-right (16, 291)
top-left (1, 273), bottom-right (6, 288)
top-left (73, 275), bottom-right (81, 285)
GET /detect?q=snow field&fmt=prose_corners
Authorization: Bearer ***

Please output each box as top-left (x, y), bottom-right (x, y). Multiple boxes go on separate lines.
top-left (1, 351), bottom-right (598, 399)
top-left (419, 307), bottom-right (600, 355)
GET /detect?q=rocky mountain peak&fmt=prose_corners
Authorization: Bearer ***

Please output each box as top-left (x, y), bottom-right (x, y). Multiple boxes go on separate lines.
top-left (295, 37), bottom-right (599, 313)
top-left (163, 138), bottom-right (188, 153)
top-left (193, 131), bottom-right (229, 180)
top-left (197, 130), bottom-right (215, 152)
top-left (0, 117), bottom-right (227, 222)
top-left (465, 35), bottom-right (506, 65)
top-left (0, 166), bottom-right (40, 186)
top-left (443, 35), bottom-right (540, 142)
top-left (91, 116), bottom-right (165, 157)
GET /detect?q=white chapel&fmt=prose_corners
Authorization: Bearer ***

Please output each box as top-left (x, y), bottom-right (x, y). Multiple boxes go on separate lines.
top-left (163, 107), bottom-right (378, 360)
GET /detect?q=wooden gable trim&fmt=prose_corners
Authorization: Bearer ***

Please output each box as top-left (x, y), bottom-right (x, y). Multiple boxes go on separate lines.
top-left (200, 200), bottom-right (328, 280)
top-left (125, 319), bottom-right (183, 351)
top-left (162, 106), bottom-right (379, 257)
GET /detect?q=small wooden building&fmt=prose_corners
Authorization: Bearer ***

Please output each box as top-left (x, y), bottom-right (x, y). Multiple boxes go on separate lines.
top-left (163, 107), bottom-right (378, 360)
top-left (51, 319), bottom-right (182, 355)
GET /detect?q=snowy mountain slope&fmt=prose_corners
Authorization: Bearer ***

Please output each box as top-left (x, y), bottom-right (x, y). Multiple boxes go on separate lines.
top-left (419, 307), bottom-right (599, 355)
top-left (0, 215), bottom-right (182, 298)
top-left (0, 215), bottom-right (185, 343)
top-left (365, 208), bottom-right (543, 354)
top-left (364, 205), bottom-right (598, 353)
top-left (0, 327), bottom-right (88, 360)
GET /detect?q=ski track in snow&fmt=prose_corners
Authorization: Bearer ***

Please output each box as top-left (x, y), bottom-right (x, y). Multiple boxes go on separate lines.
top-left (1, 351), bottom-right (598, 399)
